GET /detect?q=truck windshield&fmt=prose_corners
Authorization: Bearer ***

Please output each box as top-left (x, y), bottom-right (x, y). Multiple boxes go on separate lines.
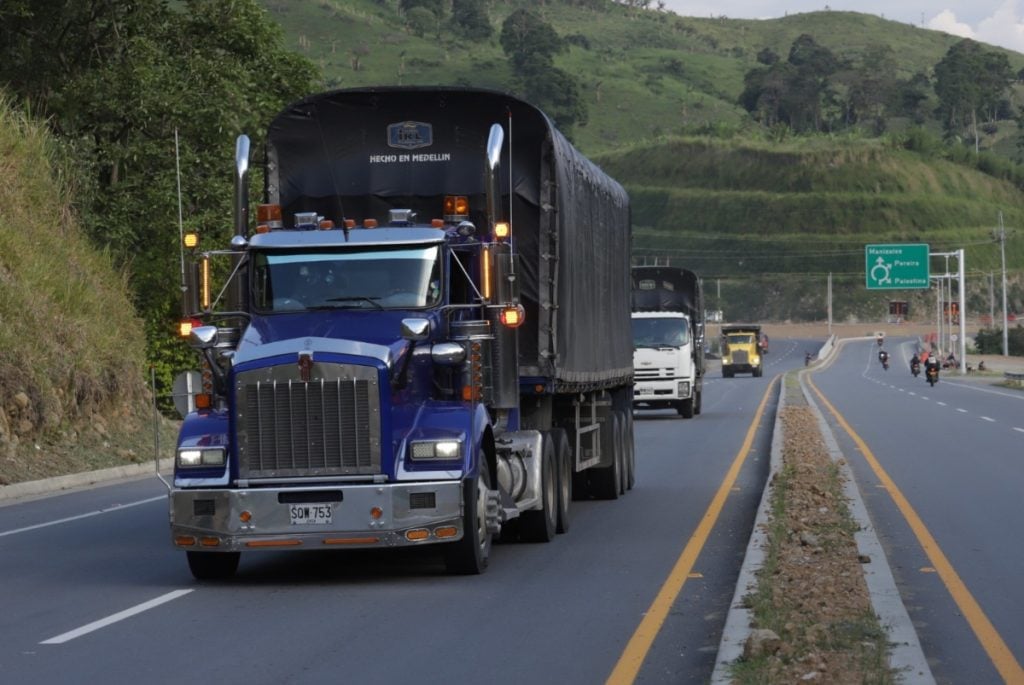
top-left (726, 334), bottom-right (755, 344)
top-left (251, 245), bottom-right (441, 312)
top-left (632, 318), bottom-right (689, 347)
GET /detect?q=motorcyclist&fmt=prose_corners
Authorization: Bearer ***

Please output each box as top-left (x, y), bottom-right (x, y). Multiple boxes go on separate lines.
top-left (925, 353), bottom-right (941, 381)
top-left (878, 349), bottom-right (889, 370)
top-left (910, 352), bottom-right (920, 376)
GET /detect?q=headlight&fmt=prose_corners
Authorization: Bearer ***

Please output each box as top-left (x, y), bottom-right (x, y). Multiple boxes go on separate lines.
top-left (678, 380), bottom-right (690, 396)
top-left (177, 447), bottom-right (226, 468)
top-left (410, 440), bottom-right (462, 461)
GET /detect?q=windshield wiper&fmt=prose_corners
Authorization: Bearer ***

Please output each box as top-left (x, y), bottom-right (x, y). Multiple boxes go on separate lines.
top-left (324, 296), bottom-right (384, 310)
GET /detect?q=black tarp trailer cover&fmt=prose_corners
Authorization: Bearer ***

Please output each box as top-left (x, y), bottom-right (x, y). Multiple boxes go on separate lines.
top-left (631, 266), bottom-right (704, 325)
top-left (264, 86), bottom-right (633, 391)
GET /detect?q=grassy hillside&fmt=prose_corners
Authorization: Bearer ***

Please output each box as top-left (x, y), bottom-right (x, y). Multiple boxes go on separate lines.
top-left (259, 1), bottom-right (1024, 155)
top-left (0, 97), bottom-right (176, 484)
top-left (594, 136), bottom-right (1024, 321)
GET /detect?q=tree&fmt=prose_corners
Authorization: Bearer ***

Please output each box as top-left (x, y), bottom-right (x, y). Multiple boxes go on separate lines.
top-left (500, 9), bottom-right (566, 72)
top-left (452, 0), bottom-right (492, 41)
top-left (500, 9), bottom-right (587, 133)
top-left (934, 39), bottom-right (1014, 151)
top-left (0, 0), bottom-right (320, 389)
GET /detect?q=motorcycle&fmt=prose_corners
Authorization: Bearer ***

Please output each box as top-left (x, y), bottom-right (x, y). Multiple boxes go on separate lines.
top-left (926, 365), bottom-right (939, 386)
top-left (805, 352), bottom-right (813, 367)
top-left (910, 360), bottom-right (920, 377)
top-left (882, 358), bottom-right (889, 371)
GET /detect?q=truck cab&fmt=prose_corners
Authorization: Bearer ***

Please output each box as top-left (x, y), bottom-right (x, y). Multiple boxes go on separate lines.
top-left (630, 266), bottom-right (704, 418)
top-left (721, 325), bottom-right (763, 378)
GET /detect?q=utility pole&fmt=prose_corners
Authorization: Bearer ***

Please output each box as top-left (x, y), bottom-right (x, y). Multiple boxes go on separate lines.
top-left (827, 272), bottom-right (833, 336)
top-left (999, 212), bottom-right (1009, 357)
top-left (989, 272), bottom-right (995, 326)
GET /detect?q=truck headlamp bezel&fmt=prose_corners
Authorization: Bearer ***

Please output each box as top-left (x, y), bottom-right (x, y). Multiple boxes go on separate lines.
top-left (409, 440), bottom-right (462, 461)
top-left (177, 447), bottom-right (226, 468)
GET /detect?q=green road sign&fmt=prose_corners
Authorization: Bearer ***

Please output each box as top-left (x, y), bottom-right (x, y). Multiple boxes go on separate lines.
top-left (865, 244), bottom-right (930, 290)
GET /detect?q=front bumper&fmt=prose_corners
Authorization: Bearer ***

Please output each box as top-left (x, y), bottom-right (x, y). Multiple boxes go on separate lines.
top-left (170, 480), bottom-right (464, 552)
top-left (633, 378), bottom-right (690, 405)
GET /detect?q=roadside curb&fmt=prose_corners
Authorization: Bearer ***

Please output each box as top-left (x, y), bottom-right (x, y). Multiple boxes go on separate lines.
top-left (709, 372), bottom-right (785, 683)
top-left (711, 337), bottom-right (935, 683)
top-left (0, 461), bottom-right (167, 504)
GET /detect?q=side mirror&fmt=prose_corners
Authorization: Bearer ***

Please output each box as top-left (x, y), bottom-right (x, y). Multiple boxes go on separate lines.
top-left (401, 318), bottom-right (431, 341)
top-left (431, 342), bottom-right (467, 366)
top-left (189, 325), bottom-right (219, 350)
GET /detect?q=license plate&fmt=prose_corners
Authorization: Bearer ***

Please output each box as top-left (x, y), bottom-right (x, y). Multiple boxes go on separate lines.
top-left (637, 386), bottom-right (654, 395)
top-left (289, 503), bottom-right (333, 525)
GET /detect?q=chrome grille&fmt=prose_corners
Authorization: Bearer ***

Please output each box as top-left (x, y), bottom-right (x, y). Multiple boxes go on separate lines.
top-left (635, 368), bottom-right (669, 380)
top-left (732, 350), bottom-right (749, 364)
top-left (235, 363), bottom-right (381, 479)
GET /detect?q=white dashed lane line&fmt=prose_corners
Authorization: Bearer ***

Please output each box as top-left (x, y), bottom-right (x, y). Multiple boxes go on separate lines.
top-left (41, 590), bottom-right (194, 644)
top-left (957, 408), bottom-right (968, 413)
top-left (980, 416), bottom-right (996, 422)
top-left (1014, 427), bottom-right (1024, 434)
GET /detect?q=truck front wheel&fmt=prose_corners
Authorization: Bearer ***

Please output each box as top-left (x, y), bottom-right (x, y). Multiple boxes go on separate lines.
top-left (520, 432), bottom-right (558, 543)
top-left (694, 388), bottom-right (703, 415)
top-left (187, 551), bottom-right (240, 581)
top-left (444, 470), bottom-right (493, 574)
top-left (677, 398), bottom-right (695, 419)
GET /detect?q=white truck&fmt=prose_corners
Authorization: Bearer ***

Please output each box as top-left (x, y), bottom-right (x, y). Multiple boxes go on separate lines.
top-left (631, 267), bottom-right (705, 418)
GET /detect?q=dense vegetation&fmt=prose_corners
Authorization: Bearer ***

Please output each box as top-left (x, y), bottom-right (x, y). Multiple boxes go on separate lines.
top-left (0, 100), bottom-right (159, 480)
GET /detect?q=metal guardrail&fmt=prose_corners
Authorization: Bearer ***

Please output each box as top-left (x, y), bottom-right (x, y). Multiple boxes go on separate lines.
top-left (1004, 371), bottom-right (1024, 382)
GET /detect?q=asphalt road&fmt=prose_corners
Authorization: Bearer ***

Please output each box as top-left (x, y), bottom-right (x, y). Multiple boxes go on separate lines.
top-left (810, 338), bottom-right (1024, 684)
top-left (0, 339), bottom-right (812, 685)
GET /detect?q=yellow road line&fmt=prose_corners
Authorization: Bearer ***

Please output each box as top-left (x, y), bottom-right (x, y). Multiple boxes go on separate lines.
top-left (606, 377), bottom-right (778, 684)
top-left (806, 373), bottom-right (1024, 684)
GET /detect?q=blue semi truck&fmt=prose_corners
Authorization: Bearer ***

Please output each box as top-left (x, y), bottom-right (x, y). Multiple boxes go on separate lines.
top-left (169, 87), bottom-right (635, 578)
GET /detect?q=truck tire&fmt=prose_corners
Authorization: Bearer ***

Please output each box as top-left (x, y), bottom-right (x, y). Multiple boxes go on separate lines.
top-left (551, 428), bottom-right (573, 534)
top-left (590, 412), bottom-right (621, 500)
top-left (754, 366), bottom-right (763, 378)
top-left (624, 409), bottom-right (636, 490)
top-left (723, 367), bottom-right (733, 378)
top-left (694, 388), bottom-right (703, 416)
top-left (187, 551), bottom-right (240, 581)
top-left (520, 432), bottom-right (557, 543)
top-left (615, 411), bottom-right (628, 496)
top-left (678, 397), bottom-right (695, 419)
top-left (444, 470), bottom-right (493, 574)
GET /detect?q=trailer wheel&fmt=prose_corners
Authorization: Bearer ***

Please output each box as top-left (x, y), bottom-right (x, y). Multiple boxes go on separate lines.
top-left (591, 412), bottom-right (621, 500)
top-left (615, 412), bottom-right (628, 496)
top-left (187, 551), bottom-right (240, 581)
top-left (551, 428), bottom-right (573, 534)
top-left (624, 410), bottom-right (636, 490)
top-left (444, 470), bottom-right (493, 574)
top-left (520, 432), bottom-right (557, 543)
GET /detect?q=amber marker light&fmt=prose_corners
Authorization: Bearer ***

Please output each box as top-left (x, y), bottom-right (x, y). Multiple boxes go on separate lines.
top-left (433, 526), bottom-right (458, 539)
top-left (183, 232), bottom-right (199, 249)
top-left (239, 511), bottom-right (252, 523)
top-left (363, 218), bottom-right (378, 228)
top-left (324, 537), bottom-right (380, 545)
top-left (370, 506), bottom-right (383, 520)
top-left (499, 304), bottom-right (526, 328)
top-left (494, 222), bottom-right (510, 240)
top-left (245, 539), bottom-right (302, 548)
top-left (431, 218), bottom-right (444, 228)
top-left (405, 529), bottom-right (430, 542)
top-left (199, 537), bottom-right (220, 547)
top-left (174, 535), bottom-right (197, 547)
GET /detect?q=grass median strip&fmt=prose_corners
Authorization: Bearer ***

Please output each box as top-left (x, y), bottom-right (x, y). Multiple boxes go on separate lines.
top-left (730, 372), bottom-right (895, 684)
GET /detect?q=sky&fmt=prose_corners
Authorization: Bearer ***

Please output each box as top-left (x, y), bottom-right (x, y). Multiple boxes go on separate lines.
top-left (660, 1), bottom-right (1024, 53)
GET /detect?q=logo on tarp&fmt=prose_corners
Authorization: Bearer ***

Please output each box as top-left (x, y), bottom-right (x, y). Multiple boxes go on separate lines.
top-left (387, 121), bottom-right (433, 150)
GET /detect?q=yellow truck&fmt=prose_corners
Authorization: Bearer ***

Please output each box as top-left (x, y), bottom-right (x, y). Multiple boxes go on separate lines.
top-left (721, 325), bottom-right (763, 378)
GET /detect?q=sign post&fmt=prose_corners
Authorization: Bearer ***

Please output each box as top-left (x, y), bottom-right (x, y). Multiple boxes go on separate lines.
top-left (865, 244), bottom-right (930, 290)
